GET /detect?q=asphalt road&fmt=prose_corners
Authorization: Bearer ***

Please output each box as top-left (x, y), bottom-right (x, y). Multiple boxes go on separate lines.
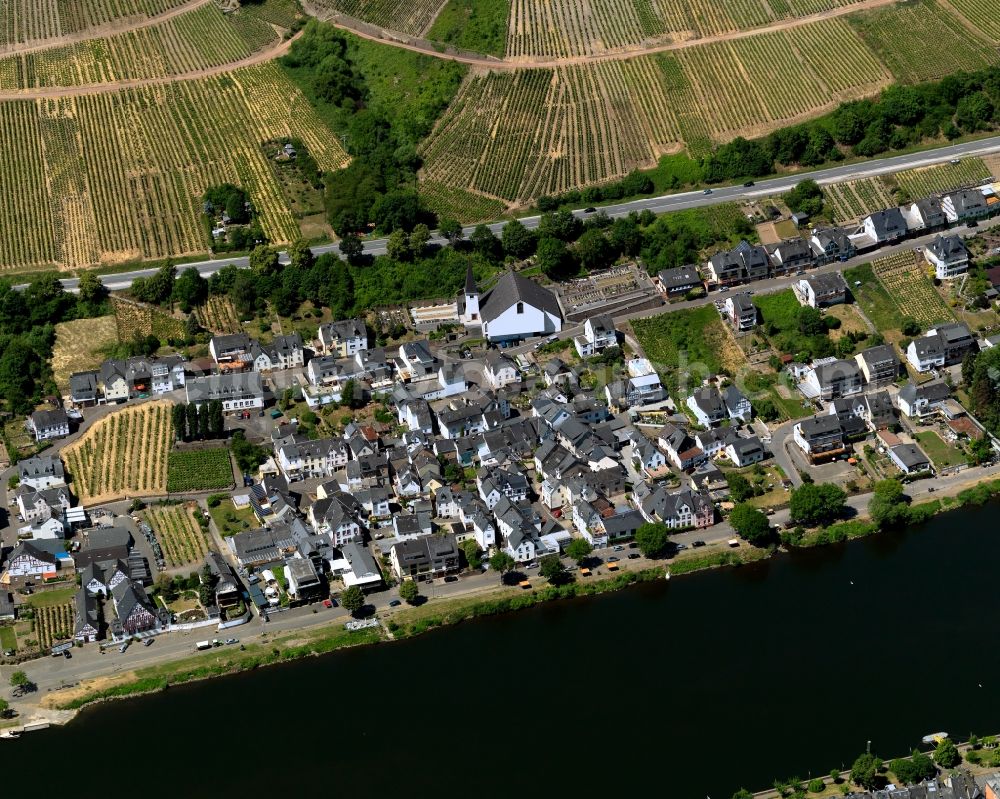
top-left (28, 135), bottom-right (1000, 293)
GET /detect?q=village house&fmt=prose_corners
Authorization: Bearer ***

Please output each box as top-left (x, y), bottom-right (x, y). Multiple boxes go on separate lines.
top-left (855, 344), bottom-right (902, 387)
top-left (69, 371), bottom-right (99, 406)
top-left (906, 323), bottom-right (975, 372)
top-left (277, 438), bottom-right (349, 481)
top-left (110, 578), bottom-right (164, 637)
top-left (18, 454), bottom-right (65, 490)
top-left (797, 272), bottom-right (848, 308)
top-left (792, 415), bottom-right (846, 462)
top-left (185, 371), bottom-right (264, 411)
top-left (250, 334), bottom-right (305, 372)
top-left (687, 386), bottom-right (727, 427)
top-left (656, 265), bottom-right (702, 296)
top-left (769, 238), bottom-right (814, 275)
top-left (706, 240), bottom-right (771, 286)
top-left (483, 350), bottom-right (520, 389)
top-left (861, 208), bottom-right (907, 244)
top-left (725, 435), bottom-right (766, 468)
top-left (725, 292), bottom-right (757, 331)
top-left (574, 314), bottom-right (618, 358)
top-left (318, 318), bottom-right (368, 357)
top-left (895, 381), bottom-right (951, 418)
top-left (3, 541), bottom-right (60, 580)
top-left (638, 487), bottom-right (715, 529)
top-left (809, 227), bottom-right (855, 263)
top-left (888, 443), bottom-right (931, 475)
top-left (942, 188), bottom-right (989, 223)
top-left (902, 196), bottom-right (946, 232)
top-left (28, 409), bottom-right (69, 442)
top-left (389, 534), bottom-right (460, 580)
top-left (804, 359), bottom-right (863, 400)
top-left (463, 270), bottom-right (563, 343)
top-left (925, 234), bottom-right (970, 280)
top-left (209, 333), bottom-right (252, 365)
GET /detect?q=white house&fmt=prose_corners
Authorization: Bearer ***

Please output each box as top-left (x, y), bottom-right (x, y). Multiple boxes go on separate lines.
top-left (277, 438), bottom-right (349, 481)
top-left (185, 372), bottom-right (264, 411)
top-left (861, 208), bottom-right (907, 244)
top-left (804, 360), bottom-right (863, 400)
top-left (797, 272), bottom-right (847, 308)
top-left (687, 386), bottom-right (727, 427)
top-left (574, 314), bottom-right (617, 357)
top-left (483, 350), bottom-right (520, 389)
top-left (28, 409), bottom-right (69, 442)
top-left (19, 455), bottom-right (65, 490)
top-left (468, 271), bottom-right (562, 343)
top-left (725, 436), bottom-right (766, 468)
top-left (318, 318), bottom-right (367, 357)
top-left (251, 334), bottom-right (304, 371)
top-left (925, 235), bottom-right (969, 280)
top-left (724, 293), bottom-right (757, 331)
top-left (942, 189), bottom-right (989, 224)
top-left (905, 324), bottom-right (975, 372)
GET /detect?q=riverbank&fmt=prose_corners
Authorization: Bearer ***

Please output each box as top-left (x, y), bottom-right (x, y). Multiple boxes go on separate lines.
top-left (22, 472), bottom-right (1000, 724)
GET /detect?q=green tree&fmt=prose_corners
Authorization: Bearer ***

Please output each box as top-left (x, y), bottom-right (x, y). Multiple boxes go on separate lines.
top-left (575, 228), bottom-right (616, 272)
top-left (489, 551), bottom-right (516, 584)
top-left (868, 479), bottom-right (910, 529)
top-left (172, 402), bottom-right (188, 441)
top-left (409, 223), bottom-right (431, 258)
top-left (565, 538), bottom-right (593, 563)
top-left (850, 753), bottom-right (883, 791)
top-left (9, 670), bottom-right (30, 689)
top-left (536, 236), bottom-right (572, 279)
top-left (398, 580), bottom-right (419, 605)
top-left (0, 697), bottom-right (9, 718)
top-left (538, 554), bottom-right (570, 585)
top-left (789, 483), bottom-right (847, 526)
top-left (502, 219), bottom-right (537, 259)
top-left (341, 378), bottom-right (363, 410)
top-left (890, 750), bottom-right (936, 785)
top-left (935, 739), bottom-right (960, 769)
top-left (731, 790), bottom-right (753, 799)
top-left (341, 585), bottom-right (365, 617)
top-left (461, 539), bottom-right (482, 570)
top-left (901, 317), bottom-right (921, 337)
top-left (728, 473), bottom-right (754, 502)
top-left (287, 238), bottom-right (315, 270)
top-left (386, 229), bottom-right (411, 261)
top-left (470, 225), bottom-right (501, 260)
top-left (807, 779), bottom-right (825, 794)
top-left (78, 271), bottom-right (107, 305)
top-left (439, 217), bottom-right (463, 243)
top-left (186, 403), bottom-right (199, 442)
top-left (173, 267), bottom-right (208, 313)
top-left (338, 233), bottom-right (364, 263)
top-left (729, 503), bottom-right (772, 546)
top-left (635, 522), bottom-right (670, 558)
top-left (249, 245), bottom-right (280, 276)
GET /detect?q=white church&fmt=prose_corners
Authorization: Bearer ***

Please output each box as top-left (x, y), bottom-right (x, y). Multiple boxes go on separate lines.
top-left (459, 266), bottom-right (563, 344)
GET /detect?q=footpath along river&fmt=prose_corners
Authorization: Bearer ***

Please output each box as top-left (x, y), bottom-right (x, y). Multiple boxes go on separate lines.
top-left (6, 503), bottom-right (1000, 797)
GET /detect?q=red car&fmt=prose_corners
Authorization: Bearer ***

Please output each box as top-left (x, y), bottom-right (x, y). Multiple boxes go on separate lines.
top-left (322, 599), bottom-right (333, 608)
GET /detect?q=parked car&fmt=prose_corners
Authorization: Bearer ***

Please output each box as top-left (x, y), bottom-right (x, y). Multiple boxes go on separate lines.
top-left (692, 540), bottom-right (706, 548)
top-left (628, 542), bottom-right (638, 549)
top-left (703, 188), bottom-right (712, 194)
top-left (444, 575), bottom-right (458, 583)
top-left (119, 642), bottom-right (130, 653)
top-left (743, 180), bottom-right (755, 187)
top-left (389, 599), bottom-right (402, 607)
top-left (143, 638), bottom-right (154, 647)
top-left (607, 556), bottom-right (620, 563)
top-left (628, 553), bottom-right (640, 560)
top-left (322, 599), bottom-right (333, 608)
top-left (613, 545), bottom-right (624, 552)
top-left (224, 638), bottom-right (239, 645)
top-left (584, 206), bottom-right (596, 213)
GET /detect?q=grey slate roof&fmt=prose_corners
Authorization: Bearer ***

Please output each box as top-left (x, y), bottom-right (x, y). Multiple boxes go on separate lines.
top-left (478, 272), bottom-right (561, 323)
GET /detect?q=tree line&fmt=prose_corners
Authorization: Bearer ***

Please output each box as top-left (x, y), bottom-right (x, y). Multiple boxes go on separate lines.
top-left (172, 400), bottom-right (224, 442)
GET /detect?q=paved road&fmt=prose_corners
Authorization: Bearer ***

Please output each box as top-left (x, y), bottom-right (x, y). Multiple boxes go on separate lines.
top-left (25, 135), bottom-right (1000, 294)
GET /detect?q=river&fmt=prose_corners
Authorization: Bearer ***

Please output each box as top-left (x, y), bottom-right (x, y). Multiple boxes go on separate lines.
top-left (7, 504), bottom-right (1000, 797)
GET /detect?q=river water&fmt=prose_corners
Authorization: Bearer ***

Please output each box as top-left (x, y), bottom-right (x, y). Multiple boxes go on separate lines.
top-left (7, 505), bottom-right (1000, 797)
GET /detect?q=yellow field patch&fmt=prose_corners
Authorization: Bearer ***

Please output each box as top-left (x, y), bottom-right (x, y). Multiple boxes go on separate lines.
top-left (51, 315), bottom-right (119, 391)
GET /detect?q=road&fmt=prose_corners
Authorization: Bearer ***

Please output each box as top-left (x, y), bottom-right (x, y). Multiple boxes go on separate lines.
top-left (26, 135), bottom-right (1000, 294)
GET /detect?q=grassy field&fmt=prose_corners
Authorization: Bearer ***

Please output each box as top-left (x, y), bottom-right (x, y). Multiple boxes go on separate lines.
top-left (0, 62), bottom-right (349, 271)
top-left (166, 447), bottom-right (234, 493)
top-left (142, 502), bottom-right (210, 568)
top-left (914, 430), bottom-right (965, 469)
top-left (51, 315), bottom-right (119, 391)
top-left (62, 400), bottom-right (173, 504)
top-left (306, 0), bottom-right (447, 35)
top-left (632, 304), bottom-right (746, 395)
top-left (23, 586), bottom-right (76, 608)
top-left (208, 496), bottom-right (258, 536)
top-left (824, 302), bottom-right (870, 340)
top-left (0, 625), bottom-right (16, 650)
top-left (427, 0), bottom-right (508, 56)
top-left (843, 263), bottom-right (906, 335)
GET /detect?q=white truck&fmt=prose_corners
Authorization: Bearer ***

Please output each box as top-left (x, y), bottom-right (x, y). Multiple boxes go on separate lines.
top-left (196, 640), bottom-right (212, 651)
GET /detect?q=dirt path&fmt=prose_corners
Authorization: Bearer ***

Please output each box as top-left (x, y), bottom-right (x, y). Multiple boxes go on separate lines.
top-left (315, 0), bottom-right (904, 70)
top-left (0, 0), bottom-right (212, 58)
top-left (0, 32), bottom-right (298, 100)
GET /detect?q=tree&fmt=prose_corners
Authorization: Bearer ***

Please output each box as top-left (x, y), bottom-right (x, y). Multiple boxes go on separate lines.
top-left (78, 271), bottom-right (107, 305)
top-left (868, 479), bottom-right (910, 529)
top-left (9, 670), bottom-right (30, 689)
top-left (341, 585), bottom-right (365, 617)
top-left (789, 483), bottom-right (847, 526)
top-left (575, 228), bottom-right (615, 272)
top-left (249, 245), bottom-right (280, 276)
top-left (901, 317), bottom-right (921, 337)
top-left (489, 551), bottom-right (516, 584)
top-left (935, 739), bottom-right (960, 769)
top-left (339, 233), bottom-right (364, 263)
top-left (341, 378), bottom-right (363, 409)
top-left (565, 538), bottom-right (593, 563)
top-left (728, 503), bottom-right (772, 546)
top-left (186, 403), bottom-right (200, 441)
top-left (783, 179), bottom-right (824, 217)
top-left (172, 402), bottom-right (188, 440)
top-left (386, 229), bottom-right (411, 261)
top-left (0, 697), bottom-right (9, 718)
top-left (891, 751), bottom-right (936, 785)
top-left (461, 539), bottom-right (482, 569)
top-left (536, 236), bottom-right (572, 280)
top-left (470, 224), bottom-right (502, 261)
top-left (172, 267), bottom-right (208, 313)
top-left (439, 217), bottom-right (463, 243)
top-left (969, 436), bottom-right (993, 466)
top-left (502, 218), bottom-right (537, 259)
top-left (635, 522), bottom-right (670, 558)
top-left (731, 790), bottom-right (753, 799)
top-left (398, 580), bottom-right (419, 605)
top-left (538, 554), bottom-right (570, 585)
top-left (287, 238), bottom-right (315, 270)
top-left (409, 223), bottom-right (431, 258)
top-left (728, 473), bottom-right (754, 503)
top-left (850, 753), bottom-right (883, 791)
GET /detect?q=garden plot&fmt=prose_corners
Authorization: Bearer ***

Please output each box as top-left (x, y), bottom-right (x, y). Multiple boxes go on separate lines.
top-left (142, 502), bottom-right (210, 568)
top-left (871, 252), bottom-right (954, 330)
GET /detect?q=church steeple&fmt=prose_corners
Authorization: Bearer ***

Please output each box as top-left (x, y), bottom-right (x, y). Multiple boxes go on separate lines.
top-left (462, 263), bottom-right (480, 324)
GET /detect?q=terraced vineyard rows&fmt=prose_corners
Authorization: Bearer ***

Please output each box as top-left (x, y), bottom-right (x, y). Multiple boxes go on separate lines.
top-left (307, 0), bottom-right (446, 36)
top-left (196, 295), bottom-right (243, 334)
top-left (895, 159), bottom-right (993, 200)
top-left (33, 603), bottom-right (74, 649)
top-left (848, 0), bottom-right (1000, 83)
top-left (824, 177), bottom-right (895, 223)
top-left (0, 4), bottom-right (282, 90)
top-left (61, 400), bottom-right (174, 504)
top-left (0, 0), bottom-right (189, 48)
top-left (945, 0), bottom-right (1000, 42)
top-left (872, 251), bottom-right (954, 329)
top-left (419, 180), bottom-right (507, 224)
top-left (143, 502), bottom-right (210, 568)
top-left (0, 62), bottom-right (349, 270)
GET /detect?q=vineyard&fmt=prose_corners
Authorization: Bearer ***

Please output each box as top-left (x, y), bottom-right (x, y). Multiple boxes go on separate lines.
top-left (166, 447), bottom-right (234, 493)
top-left (871, 251), bottom-right (954, 329)
top-left (420, 21), bottom-right (889, 204)
top-left (31, 602), bottom-right (75, 649)
top-left (848, 0), bottom-right (1000, 83)
top-left (305, 0), bottom-right (447, 36)
top-left (142, 502), bottom-right (210, 567)
top-left (196, 295), bottom-right (243, 334)
top-left (948, 0), bottom-right (1000, 42)
top-left (894, 159), bottom-right (992, 200)
top-left (111, 296), bottom-right (186, 341)
top-left (0, 0), bottom-right (189, 48)
top-left (823, 177), bottom-right (896, 223)
top-left (0, 62), bottom-right (349, 270)
top-left (62, 400), bottom-right (174, 504)
top-left (0, 4), bottom-right (285, 90)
